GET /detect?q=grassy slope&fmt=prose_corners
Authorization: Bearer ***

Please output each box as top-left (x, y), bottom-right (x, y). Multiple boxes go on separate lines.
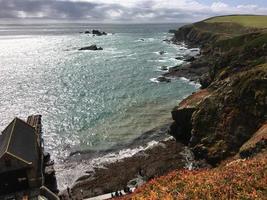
top-left (120, 152), bottom-right (267, 200)
top-left (205, 15), bottom-right (267, 28)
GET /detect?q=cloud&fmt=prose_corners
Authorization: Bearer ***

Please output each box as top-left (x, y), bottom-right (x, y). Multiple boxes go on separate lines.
top-left (0, 0), bottom-right (266, 22)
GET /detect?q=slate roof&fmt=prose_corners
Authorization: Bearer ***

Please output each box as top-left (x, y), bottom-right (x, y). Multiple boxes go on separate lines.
top-left (0, 118), bottom-right (38, 165)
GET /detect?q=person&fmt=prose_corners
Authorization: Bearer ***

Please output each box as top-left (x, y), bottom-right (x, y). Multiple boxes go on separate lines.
top-left (124, 186), bottom-right (130, 193)
top-left (115, 191), bottom-right (119, 197)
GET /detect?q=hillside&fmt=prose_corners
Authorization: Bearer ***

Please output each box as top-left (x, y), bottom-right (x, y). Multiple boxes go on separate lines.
top-left (119, 151), bottom-right (267, 200)
top-left (205, 15), bottom-right (267, 28)
top-left (118, 15), bottom-right (267, 199)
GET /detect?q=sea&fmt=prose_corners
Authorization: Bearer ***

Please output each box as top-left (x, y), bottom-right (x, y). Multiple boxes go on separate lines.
top-left (0, 22), bottom-right (200, 188)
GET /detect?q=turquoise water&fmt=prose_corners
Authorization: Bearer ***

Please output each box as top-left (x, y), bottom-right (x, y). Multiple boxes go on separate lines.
top-left (0, 23), bottom-right (198, 162)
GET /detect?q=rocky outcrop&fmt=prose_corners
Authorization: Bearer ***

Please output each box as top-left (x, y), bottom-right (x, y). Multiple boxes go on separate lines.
top-left (164, 61), bottom-right (209, 82)
top-left (92, 30), bottom-right (107, 36)
top-left (170, 89), bottom-right (210, 144)
top-left (170, 19), bottom-right (267, 166)
top-left (190, 65), bottom-right (267, 165)
top-left (239, 122), bottom-right (267, 158)
top-left (156, 76), bottom-right (171, 83)
top-left (83, 30), bottom-right (107, 36)
top-left (79, 45), bottom-right (103, 51)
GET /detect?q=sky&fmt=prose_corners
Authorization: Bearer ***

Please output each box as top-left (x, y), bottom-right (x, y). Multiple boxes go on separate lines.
top-left (0, 0), bottom-right (266, 23)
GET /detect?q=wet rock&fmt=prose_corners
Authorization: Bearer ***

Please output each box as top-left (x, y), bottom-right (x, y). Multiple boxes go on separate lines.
top-left (160, 66), bottom-right (168, 71)
top-left (183, 55), bottom-right (195, 62)
top-left (156, 76), bottom-right (171, 83)
top-left (175, 56), bottom-right (184, 60)
top-left (84, 31), bottom-right (90, 34)
top-left (159, 51), bottom-right (166, 55)
top-left (92, 30), bottom-right (107, 36)
top-left (163, 39), bottom-right (171, 43)
top-left (79, 45), bottom-right (103, 51)
top-left (163, 61), bottom-right (209, 82)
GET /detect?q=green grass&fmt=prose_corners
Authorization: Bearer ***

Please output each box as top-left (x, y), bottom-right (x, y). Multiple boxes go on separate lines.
top-left (205, 15), bottom-right (267, 28)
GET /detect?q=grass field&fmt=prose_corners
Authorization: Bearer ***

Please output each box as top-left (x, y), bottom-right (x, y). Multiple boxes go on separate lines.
top-left (205, 15), bottom-right (267, 28)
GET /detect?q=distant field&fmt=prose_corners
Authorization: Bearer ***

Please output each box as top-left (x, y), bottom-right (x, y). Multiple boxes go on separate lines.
top-left (205, 15), bottom-right (267, 28)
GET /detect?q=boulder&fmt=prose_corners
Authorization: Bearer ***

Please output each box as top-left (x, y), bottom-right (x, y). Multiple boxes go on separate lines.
top-left (92, 30), bottom-right (107, 36)
top-left (159, 51), bottom-right (166, 55)
top-left (156, 76), bottom-right (171, 83)
top-left (84, 31), bottom-right (90, 34)
top-left (79, 45), bottom-right (103, 51)
top-left (160, 66), bottom-right (168, 71)
top-left (163, 39), bottom-right (171, 43)
top-left (175, 56), bottom-right (184, 60)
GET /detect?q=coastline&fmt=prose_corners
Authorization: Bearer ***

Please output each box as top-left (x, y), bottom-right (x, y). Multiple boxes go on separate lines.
top-left (57, 32), bottom-right (206, 199)
top-left (65, 17), bottom-right (267, 199)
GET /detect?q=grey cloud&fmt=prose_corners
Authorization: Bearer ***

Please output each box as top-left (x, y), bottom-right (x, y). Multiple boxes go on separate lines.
top-left (0, 0), bottom-right (212, 22)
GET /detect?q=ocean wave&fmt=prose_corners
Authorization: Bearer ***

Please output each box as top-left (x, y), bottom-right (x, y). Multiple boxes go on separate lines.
top-left (55, 137), bottom-right (171, 190)
top-left (179, 77), bottom-right (201, 88)
top-left (149, 78), bottom-right (160, 83)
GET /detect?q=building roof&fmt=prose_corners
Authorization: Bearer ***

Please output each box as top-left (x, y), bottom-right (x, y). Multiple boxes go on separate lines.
top-left (0, 118), bottom-right (38, 165)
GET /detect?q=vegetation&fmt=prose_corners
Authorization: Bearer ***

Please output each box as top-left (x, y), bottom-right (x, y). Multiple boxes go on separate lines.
top-left (120, 15), bottom-right (267, 200)
top-left (205, 15), bottom-right (267, 28)
top-left (119, 152), bottom-right (267, 200)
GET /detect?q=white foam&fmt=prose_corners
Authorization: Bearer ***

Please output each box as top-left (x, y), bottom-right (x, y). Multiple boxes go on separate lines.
top-left (180, 77), bottom-right (190, 82)
top-left (179, 77), bottom-right (201, 88)
top-left (150, 78), bottom-right (160, 83)
top-left (56, 139), bottom-right (164, 190)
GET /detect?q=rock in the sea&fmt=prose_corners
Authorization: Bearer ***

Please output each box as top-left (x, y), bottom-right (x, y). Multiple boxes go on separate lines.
top-left (159, 51), bottom-right (166, 55)
top-left (160, 66), bottom-right (168, 71)
top-left (183, 55), bottom-right (195, 62)
top-left (92, 29), bottom-right (107, 36)
top-left (84, 31), bottom-right (90, 34)
top-left (79, 45), bottom-right (103, 51)
top-left (175, 56), bottom-right (184, 60)
top-left (157, 76), bottom-right (171, 83)
top-left (163, 39), bottom-right (171, 43)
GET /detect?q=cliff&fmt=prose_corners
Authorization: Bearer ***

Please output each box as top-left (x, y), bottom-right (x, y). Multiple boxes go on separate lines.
top-left (118, 15), bottom-right (267, 200)
top-left (170, 15), bottom-right (267, 165)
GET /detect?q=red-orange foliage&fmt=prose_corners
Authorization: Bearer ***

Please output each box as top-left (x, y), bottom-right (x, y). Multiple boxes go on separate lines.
top-left (118, 152), bottom-right (267, 200)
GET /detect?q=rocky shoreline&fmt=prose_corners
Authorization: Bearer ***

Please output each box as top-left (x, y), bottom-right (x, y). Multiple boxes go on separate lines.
top-left (58, 26), bottom-right (209, 200)
top-left (59, 18), bottom-right (266, 199)
top-left (58, 123), bottom-right (209, 200)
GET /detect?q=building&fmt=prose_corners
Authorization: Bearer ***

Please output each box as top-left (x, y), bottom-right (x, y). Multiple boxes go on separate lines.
top-left (0, 117), bottom-right (43, 195)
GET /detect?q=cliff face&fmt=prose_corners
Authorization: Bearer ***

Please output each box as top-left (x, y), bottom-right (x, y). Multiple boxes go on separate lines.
top-left (170, 19), bottom-right (267, 165)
